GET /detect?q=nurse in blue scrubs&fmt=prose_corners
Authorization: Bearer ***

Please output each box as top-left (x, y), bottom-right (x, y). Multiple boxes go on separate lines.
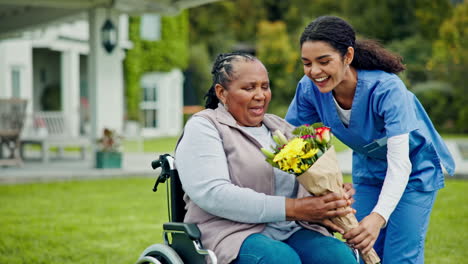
top-left (286, 16), bottom-right (455, 264)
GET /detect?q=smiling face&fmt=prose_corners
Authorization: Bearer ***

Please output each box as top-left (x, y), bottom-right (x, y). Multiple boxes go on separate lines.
top-left (301, 40), bottom-right (354, 94)
top-left (215, 59), bottom-right (271, 127)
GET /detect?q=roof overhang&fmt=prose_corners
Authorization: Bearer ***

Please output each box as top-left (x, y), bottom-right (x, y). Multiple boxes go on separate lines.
top-left (0, 0), bottom-right (220, 39)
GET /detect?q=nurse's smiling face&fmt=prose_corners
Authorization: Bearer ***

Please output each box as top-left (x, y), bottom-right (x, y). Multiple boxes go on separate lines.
top-left (301, 40), bottom-right (354, 94)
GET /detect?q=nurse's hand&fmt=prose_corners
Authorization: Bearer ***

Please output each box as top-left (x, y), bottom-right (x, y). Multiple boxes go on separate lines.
top-left (343, 212), bottom-right (386, 253)
top-left (343, 183), bottom-right (355, 205)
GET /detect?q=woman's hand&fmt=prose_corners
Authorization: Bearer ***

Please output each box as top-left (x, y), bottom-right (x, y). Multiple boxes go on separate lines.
top-left (343, 212), bottom-right (386, 253)
top-left (286, 192), bottom-right (354, 233)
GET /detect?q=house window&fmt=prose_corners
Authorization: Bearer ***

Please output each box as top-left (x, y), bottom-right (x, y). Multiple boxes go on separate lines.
top-left (140, 14), bottom-right (161, 41)
top-left (11, 67), bottom-right (21, 98)
top-left (141, 83), bottom-right (159, 128)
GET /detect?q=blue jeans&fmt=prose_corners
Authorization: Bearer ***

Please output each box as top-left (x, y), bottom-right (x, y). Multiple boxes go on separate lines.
top-left (353, 183), bottom-right (437, 264)
top-left (232, 229), bottom-right (357, 264)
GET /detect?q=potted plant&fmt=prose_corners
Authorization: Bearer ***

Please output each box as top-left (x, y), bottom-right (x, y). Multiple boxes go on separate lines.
top-left (95, 128), bottom-right (123, 168)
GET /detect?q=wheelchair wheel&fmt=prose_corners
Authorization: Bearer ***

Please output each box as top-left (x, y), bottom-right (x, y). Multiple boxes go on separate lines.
top-left (136, 244), bottom-right (184, 264)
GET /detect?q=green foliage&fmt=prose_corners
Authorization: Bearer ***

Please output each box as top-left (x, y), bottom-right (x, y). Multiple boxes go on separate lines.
top-left (340, 0), bottom-right (419, 42)
top-left (185, 43), bottom-right (212, 105)
top-left (388, 35), bottom-right (433, 84)
top-left (188, 2), bottom-right (239, 55)
top-left (428, 1), bottom-right (468, 132)
top-left (256, 20), bottom-right (298, 108)
top-left (414, 0), bottom-right (453, 41)
top-left (124, 12), bottom-right (189, 121)
top-left (412, 81), bottom-right (458, 132)
top-left (282, 0), bottom-right (342, 33)
top-left (187, 0), bottom-right (466, 132)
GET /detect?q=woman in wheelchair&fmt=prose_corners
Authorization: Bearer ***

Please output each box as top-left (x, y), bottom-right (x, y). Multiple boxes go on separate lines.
top-left (175, 52), bottom-right (358, 264)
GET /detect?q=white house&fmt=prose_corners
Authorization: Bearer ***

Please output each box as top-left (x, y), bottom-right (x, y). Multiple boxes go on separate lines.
top-left (0, 0), bottom-right (219, 142)
top-left (0, 17), bottom-right (128, 139)
top-left (0, 14), bottom-right (184, 140)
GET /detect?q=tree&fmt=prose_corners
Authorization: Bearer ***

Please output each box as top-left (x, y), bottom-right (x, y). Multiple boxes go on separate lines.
top-left (388, 35), bottom-right (433, 85)
top-left (414, 0), bottom-right (453, 41)
top-left (184, 43), bottom-right (212, 106)
top-left (256, 20), bottom-right (299, 115)
top-left (340, 0), bottom-right (420, 42)
top-left (429, 0), bottom-right (468, 132)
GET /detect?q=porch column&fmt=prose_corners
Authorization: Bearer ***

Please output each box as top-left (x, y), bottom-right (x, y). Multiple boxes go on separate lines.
top-left (88, 8), bottom-right (124, 142)
top-left (61, 49), bottom-right (80, 137)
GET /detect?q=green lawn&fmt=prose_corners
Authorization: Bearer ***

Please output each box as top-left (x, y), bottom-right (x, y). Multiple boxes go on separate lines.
top-left (123, 137), bottom-right (179, 153)
top-left (0, 177), bottom-right (466, 263)
top-left (0, 178), bottom-right (165, 264)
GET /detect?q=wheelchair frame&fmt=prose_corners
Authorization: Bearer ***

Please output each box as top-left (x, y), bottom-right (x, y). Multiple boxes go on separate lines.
top-left (135, 154), bottom-right (217, 264)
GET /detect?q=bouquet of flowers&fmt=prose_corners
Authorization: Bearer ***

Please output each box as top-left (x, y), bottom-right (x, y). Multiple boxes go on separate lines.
top-left (261, 124), bottom-right (380, 264)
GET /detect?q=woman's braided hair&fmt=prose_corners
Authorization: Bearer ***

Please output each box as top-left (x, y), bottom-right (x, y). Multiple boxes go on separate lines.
top-left (300, 16), bottom-right (405, 74)
top-left (204, 52), bottom-right (257, 109)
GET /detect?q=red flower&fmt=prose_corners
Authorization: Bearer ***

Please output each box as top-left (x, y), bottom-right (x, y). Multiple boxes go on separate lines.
top-left (315, 127), bottom-right (331, 145)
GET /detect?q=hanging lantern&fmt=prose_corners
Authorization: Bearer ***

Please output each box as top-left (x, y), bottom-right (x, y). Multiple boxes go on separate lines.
top-left (101, 18), bottom-right (117, 54)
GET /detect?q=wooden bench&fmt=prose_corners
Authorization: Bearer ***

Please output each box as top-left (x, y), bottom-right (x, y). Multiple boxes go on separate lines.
top-left (0, 98), bottom-right (28, 167)
top-left (20, 111), bottom-right (91, 163)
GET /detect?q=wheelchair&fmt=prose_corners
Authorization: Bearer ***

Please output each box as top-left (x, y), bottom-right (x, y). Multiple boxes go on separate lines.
top-left (135, 154), bottom-right (360, 264)
top-left (135, 154), bottom-right (217, 264)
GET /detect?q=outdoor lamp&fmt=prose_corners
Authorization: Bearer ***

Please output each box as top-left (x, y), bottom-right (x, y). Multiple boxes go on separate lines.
top-left (101, 18), bottom-right (117, 54)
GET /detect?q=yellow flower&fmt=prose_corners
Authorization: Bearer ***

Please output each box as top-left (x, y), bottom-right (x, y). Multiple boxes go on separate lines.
top-left (273, 138), bottom-right (307, 163)
top-left (301, 148), bottom-right (318, 159)
top-left (272, 138), bottom-right (319, 174)
top-left (300, 163), bottom-right (310, 171)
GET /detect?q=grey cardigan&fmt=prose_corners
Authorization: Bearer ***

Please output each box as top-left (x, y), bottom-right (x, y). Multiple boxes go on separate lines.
top-left (177, 105), bottom-right (330, 263)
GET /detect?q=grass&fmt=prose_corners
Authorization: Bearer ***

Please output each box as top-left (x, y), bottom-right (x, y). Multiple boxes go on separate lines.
top-left (123, 137), bottom-right (179, 153)
top-left (0, 177), bottom-right (466, 263)
top-left (0, 178), bottom-right (167, 264)
top-left (7, 133), bottom-right (466, 263)
top-left (425, 179), bottom-right (468, 263)
top-left (122, 135), bottom-right (350, 154)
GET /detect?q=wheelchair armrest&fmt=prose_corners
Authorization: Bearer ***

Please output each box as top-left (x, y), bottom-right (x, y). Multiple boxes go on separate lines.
top-left (163, 222), bottom-right (201, 241)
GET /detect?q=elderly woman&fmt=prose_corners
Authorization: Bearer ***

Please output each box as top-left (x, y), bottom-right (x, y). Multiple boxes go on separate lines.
top-left (175, 52), bottom-right (358, 264)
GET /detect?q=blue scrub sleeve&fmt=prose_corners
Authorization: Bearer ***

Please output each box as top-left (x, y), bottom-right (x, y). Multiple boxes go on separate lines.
top-left (373, 77), bottom-right (418, 138)
top-left (285, 80), bottom-right (321, 126)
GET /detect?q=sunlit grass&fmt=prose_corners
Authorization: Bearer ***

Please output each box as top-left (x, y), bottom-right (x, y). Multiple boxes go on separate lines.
top-left (123, 135), bottom-right (351, 153)
top-left (0, 177), bottom-right (466, 263)
top-left (123, 137), bottom-right (179, 153)
top-left (0, 178), bottom-right (167, 264)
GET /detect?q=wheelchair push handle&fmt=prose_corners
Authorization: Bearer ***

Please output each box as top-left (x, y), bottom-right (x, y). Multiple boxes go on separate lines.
top-left (151, 160), bottom-right (161, 170)
top-left (151, 154), bottom-right (176, 192)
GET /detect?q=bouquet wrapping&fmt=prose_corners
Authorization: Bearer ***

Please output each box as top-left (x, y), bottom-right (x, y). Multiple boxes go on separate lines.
top-left (262, 124), bottom-right (380, 264)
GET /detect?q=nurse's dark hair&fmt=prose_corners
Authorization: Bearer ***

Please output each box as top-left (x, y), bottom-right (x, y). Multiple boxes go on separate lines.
top-left (204, 52), bottom-right (257, 109)
top-left (300, 16), bottom-right (405, 74)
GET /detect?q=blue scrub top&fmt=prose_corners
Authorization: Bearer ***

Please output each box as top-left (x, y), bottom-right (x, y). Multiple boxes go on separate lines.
top-left (286, 69), bottom-right (455, 191)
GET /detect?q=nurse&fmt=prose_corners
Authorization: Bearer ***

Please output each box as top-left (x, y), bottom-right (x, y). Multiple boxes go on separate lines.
top-left (285, 16), bottom-right (455, 264)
